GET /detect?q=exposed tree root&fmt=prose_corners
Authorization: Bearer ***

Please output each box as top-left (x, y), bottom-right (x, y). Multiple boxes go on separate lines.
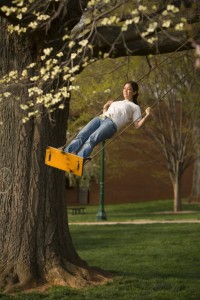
top-left (46, 262), bottom-right (113, 289)
top-left (0, 263), bottom-right (113, 294)
top-left (0, 274), bottom-right (36, 293)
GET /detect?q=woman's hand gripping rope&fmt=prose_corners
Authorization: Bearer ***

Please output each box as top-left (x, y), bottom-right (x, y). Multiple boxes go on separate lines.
top-left (134, 106), bottom-right (151, 129)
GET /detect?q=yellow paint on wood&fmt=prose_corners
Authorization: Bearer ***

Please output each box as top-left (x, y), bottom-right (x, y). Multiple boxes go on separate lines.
top-left (45, 146), bottom-right (83, 176)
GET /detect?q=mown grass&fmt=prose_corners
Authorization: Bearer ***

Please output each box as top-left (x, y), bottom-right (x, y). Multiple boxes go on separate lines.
top-left (1, 200), bottom-right (200, 300)
top-left (67, 199), bottom-right (200, 223)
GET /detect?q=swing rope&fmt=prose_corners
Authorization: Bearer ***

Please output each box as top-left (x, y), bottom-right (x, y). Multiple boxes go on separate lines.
top-left (137, 39), bottom-right (190, 84)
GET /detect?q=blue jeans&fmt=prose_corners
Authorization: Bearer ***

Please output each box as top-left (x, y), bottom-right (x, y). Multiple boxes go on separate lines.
top-left (64, 116), bottom-right (117, 158)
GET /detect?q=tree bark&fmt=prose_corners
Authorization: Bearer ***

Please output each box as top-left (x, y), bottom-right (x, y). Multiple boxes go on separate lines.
top-left (0, 19), bottom-right (110, 293)
top-left (172, 160), bottom-right (182, 212)
top-left (190, 157), bottom-right (200, 203)
top-left (189, 120), bottom-right (200, 203)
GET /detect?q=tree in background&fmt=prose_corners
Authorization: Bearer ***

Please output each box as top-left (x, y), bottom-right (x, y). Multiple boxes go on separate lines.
top-left (0, 0), bottom-right (199, 292)
top-left (189, 103), bottom-right (200, 203)
top-left (139, 52), bottom-right (200, 212)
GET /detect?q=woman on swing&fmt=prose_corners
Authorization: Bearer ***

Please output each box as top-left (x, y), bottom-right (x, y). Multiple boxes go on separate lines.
top-left (64, 80), bottom-right (151, 159)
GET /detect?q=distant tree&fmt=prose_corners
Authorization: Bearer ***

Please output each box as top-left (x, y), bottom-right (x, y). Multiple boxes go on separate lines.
top-left (189, 118), bottom-right (200, 203)
top-left (139, 53), bottom-right (200, 212)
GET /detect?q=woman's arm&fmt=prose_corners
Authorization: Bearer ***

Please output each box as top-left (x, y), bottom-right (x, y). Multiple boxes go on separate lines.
top-left (103, 100), bottom-right (114, 113)
top-left (134, 107), bottom-right (151, 129)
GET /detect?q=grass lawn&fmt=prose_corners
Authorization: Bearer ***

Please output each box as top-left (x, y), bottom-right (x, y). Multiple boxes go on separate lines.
top-left (1, 200), bottom-right (200, 300)
top-left (69, 223), bottom-right (200, 300)
top-left (67, 199), bottom-right (200, 223)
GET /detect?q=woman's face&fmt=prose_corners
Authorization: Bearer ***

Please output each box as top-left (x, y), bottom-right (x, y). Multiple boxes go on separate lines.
top-left (123, 83), bottom-right (135, 101)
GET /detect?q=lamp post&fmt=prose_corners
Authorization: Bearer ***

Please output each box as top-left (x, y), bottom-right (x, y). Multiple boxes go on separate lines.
top-left (96, 141), bottom-right (107, 220)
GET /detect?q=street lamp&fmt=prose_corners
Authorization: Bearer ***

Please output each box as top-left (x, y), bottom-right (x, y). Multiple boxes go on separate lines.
top-left (96, 141), bottom-right (107, 220)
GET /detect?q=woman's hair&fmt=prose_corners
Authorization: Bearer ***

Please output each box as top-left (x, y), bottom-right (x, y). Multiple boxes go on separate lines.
top-left (124, 80), bottom-right (139, 105)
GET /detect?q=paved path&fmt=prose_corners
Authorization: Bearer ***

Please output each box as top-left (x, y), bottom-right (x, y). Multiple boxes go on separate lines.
top-left (69, 219), bottom-right (200, 225)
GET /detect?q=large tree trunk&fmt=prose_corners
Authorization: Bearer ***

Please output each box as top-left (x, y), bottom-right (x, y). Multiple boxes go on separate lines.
top-left (0, 19), bottom-right (110, 293)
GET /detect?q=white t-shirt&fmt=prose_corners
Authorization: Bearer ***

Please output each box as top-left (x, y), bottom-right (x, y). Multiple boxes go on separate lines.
top-left (103, 100), bottom-right (142, 131)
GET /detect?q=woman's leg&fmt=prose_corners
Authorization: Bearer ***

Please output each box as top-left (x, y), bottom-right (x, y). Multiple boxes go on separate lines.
top-left (64, 117), bottom-right (101, 154)
top-left (77, 117), bottom-right (117, 158)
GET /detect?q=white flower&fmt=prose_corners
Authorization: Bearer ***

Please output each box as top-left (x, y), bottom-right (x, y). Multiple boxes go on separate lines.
top-left (175, 23), bottom-right (184, 31)
top-left (43, 74), bottom-right (50, 81)
top-left (60, 87), bottom-right (70, 97)
top-left (59, 104), bottom-right (65, 109)
top-left (21, 7), bottom-right (27, 13)
top-left (71, 53), bottom-right (77, 60)
top-left (104, 89), bottom-right (111, 94)
top-left (69, 41), bottom-right (75, 48)
top-left (43, 48), bottom-right (53, 56)
top-left (121, 24), bottom-right (128, 31)
top-left (138, 5), bottom-right (147, 12)
top-left (125, 19), bottom-right (133, 25)
top-left (63, 74), bottom-right (71, 80)
top-left (69, 65), bottom-right (80, 74)
top-left (162, 10), bottom-right (168, 16)
top-left (28, 21), bottom-right (38, 29)
top-left (27, 63), bottom-right (36, 69)
top-left (37, 14), bottom-right (50, 21)
top-left (79, 39), bottom-right (89, 47)
top-left (131, 9), bottom-right (139, 15)
top-left (147, 37), bottom-right (158, 44)
top-left (16, 1), bottom-right (25, 8)
top-left (30, 76), bottom-right (39, 82)
top-left (167, 4), bottom-right (179, 13)
top-left (57, 52), bottom-right (63, 58)
top-left (22, 69), bottom-right (28, 77)
top-left (17, 13), bottom-right (22, 20)
top-left (162, 20), bottom-right (171, 28)
top-left (147, 22), bottom-right (158, 33)
top-left (20, 104), bottom-right (29, 110)
top-left (40, 67), bottom-right (46, 75)
top-left (133, 16), bottom-right (140, 24)
top-left (9, 71), bottom-right (18, 78)
top-left (28, 112), bottom-right (36, 117)
top-left (22, 117), bottom-right (29, 123)
top-left (141, 31), bottom-right (148, 38)
top-left (3, 92), bottom-right (11, 98)
top-left (62, 34), bottom-right (70, 41)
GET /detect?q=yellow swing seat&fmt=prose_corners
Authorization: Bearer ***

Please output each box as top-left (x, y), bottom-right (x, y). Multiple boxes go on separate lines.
top-left (45, 146), bottom-right (84, 176)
